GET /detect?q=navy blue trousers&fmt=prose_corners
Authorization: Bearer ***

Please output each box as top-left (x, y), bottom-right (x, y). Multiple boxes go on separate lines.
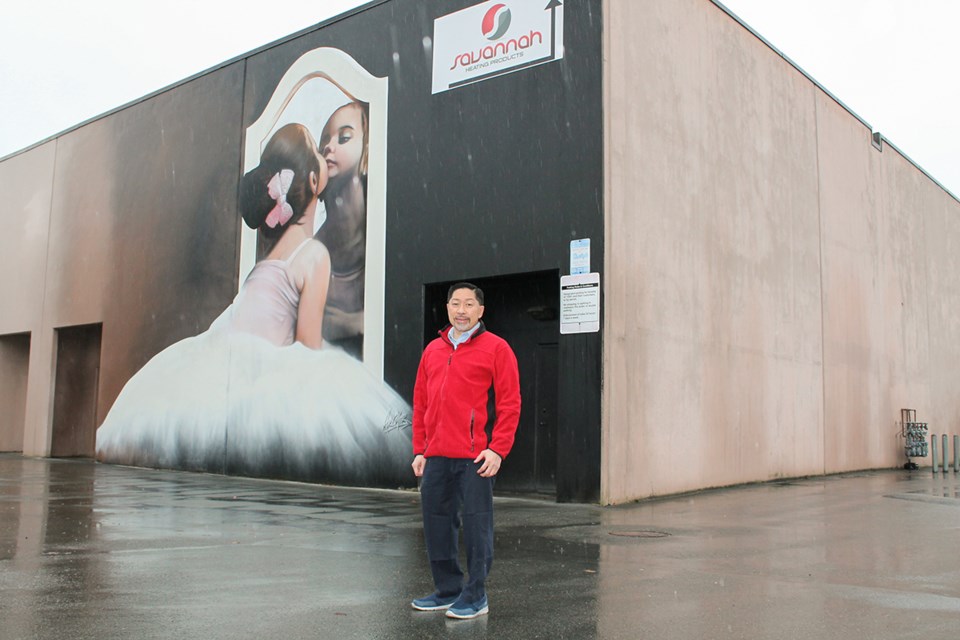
top-left (420, 457), bottom-right (494, 603)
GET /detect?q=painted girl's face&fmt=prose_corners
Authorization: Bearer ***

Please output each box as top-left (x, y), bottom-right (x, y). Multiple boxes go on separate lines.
top-left (319, 104), bottom-right (365, 179)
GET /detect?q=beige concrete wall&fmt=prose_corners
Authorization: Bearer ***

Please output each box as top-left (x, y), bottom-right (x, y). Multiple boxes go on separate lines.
top-left (0, 143), bottom-right (56, 454)
top-left (0, 65), bottom-right (244, 458)
top-left (0, 143), bottom-right (55, 336)
top-left (919, 171), bottom-right (960, 440)
top-left (816, 94), bottom-right (932, 472)
top-left (20, 118), bottom-right (119, 457)
top-left (603, 0), bottom-right (960, 503)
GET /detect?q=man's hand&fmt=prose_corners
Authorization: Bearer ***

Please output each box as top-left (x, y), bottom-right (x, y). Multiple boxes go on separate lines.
top-left (474, 449), bottom-right (502, 478)
top-left (412, 454), bottom-right (426, 477)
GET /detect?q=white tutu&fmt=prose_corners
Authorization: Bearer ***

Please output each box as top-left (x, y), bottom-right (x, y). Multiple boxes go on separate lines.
top-left (96, 326), bottom-right (413, 487)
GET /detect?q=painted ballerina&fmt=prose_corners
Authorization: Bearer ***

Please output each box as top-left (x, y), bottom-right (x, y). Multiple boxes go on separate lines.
top-left (96, 123), bottom-right (411, 486)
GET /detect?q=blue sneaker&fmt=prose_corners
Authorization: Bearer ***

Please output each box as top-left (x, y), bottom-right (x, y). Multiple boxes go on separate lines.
top-left (411, 592), bottom-right (460, 611)
top-left (445, 595), bottom-right (489, 619)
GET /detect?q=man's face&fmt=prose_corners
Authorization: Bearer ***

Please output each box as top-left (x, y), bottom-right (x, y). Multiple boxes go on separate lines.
top-left (447, 288), bottom-right (484, 336)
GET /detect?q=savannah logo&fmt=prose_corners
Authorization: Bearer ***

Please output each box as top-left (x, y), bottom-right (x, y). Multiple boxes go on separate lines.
top-left (450, 2), bottom-right (541, 71)
top-left (432, 0), bottom-right (563, 94)
top-left (482, 4), bottom-right (512, 40)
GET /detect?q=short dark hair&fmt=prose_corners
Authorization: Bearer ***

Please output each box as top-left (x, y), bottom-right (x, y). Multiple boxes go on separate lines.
top-left (447, 282), bottom-right (484, 305)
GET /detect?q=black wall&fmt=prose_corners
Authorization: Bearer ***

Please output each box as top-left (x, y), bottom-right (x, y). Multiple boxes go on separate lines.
top-left (241, 0), bottom-right (604, 501)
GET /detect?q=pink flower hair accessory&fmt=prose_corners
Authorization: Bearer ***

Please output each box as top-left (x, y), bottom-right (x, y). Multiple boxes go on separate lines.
top-left (265, 169), bottom-right (295, 228)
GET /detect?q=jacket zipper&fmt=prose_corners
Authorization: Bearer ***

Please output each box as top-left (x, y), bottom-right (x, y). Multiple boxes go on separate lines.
top-left (469, 410), bottom-right (475, 453)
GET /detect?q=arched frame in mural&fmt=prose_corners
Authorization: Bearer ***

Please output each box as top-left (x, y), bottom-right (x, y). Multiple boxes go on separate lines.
top-left (241, 48), bottom-right (388, 378)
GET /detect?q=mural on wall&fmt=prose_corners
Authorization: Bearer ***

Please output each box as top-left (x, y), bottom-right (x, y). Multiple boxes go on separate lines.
top-left (96, 48), bottom-right (413, 486)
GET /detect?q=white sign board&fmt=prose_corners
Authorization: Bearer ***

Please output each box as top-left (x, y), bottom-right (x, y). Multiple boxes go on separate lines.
top-left (570, 238), bottom-right (590, 275)
top-left (432, 0), bottom-right (565, 94)
top-left (560, 272), bottom-right (600, 334)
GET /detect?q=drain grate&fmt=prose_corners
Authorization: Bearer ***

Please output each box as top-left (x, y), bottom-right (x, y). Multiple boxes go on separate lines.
top-left (608, 530), bottom-right (670, 539)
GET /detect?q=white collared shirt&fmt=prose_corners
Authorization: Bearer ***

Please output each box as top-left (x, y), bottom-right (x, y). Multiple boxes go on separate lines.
top-left (448, 323), bottom-right (481, 349)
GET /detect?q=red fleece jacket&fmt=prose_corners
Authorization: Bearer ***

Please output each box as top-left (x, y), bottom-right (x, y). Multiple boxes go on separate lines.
top-left (412, 323), bottom-right (521, 460)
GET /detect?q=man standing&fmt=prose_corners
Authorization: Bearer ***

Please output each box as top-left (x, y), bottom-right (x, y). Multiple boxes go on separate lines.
top-left (410, 282), bottom-right (521, 620)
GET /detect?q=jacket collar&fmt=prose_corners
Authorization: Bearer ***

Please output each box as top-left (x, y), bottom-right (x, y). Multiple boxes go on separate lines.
top-left (439, 320), bottom-right (487, 346)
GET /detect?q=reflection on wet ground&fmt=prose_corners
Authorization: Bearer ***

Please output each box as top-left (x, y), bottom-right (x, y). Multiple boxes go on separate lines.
top-left (1, 454), bottom-right (959, 639)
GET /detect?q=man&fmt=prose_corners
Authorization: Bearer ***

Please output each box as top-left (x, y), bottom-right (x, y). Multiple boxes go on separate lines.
top-left (410, 282), bottom-right (521, 620)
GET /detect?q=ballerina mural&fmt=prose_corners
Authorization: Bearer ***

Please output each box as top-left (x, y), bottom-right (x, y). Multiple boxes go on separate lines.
top-left (96, 49), bottom-right (411, 487)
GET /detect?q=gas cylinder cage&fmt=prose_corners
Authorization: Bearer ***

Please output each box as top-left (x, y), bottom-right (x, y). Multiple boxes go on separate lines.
top-left (901, 408), bottom-right (928, 460)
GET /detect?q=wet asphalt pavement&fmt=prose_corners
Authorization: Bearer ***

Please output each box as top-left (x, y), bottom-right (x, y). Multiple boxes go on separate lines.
top-left (1, 453), bottom-right (959, 639)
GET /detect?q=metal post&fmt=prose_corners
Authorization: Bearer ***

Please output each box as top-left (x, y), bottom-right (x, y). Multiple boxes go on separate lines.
top-left (954, 435), bottom-right (959, 472)
top-left (943, 434), bottom-right (949, 472)
top-left (932, 436), bottom-right (939, 473)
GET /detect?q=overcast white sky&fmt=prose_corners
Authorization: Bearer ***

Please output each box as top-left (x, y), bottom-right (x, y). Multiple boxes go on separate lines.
top-left (1, 0), bottom-right (957, 196)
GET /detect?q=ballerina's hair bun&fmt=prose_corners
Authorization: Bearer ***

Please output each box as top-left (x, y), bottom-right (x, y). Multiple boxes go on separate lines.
top-left (239, 123), bottom-right (322, 239)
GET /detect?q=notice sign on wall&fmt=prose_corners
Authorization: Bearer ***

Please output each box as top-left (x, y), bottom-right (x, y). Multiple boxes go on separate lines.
top-left (570, 238), bottom-right (590, 275)
top-left (560, 273), bottom-right (600, 334)
top-left (432, 0), bottom-right (565, 94)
